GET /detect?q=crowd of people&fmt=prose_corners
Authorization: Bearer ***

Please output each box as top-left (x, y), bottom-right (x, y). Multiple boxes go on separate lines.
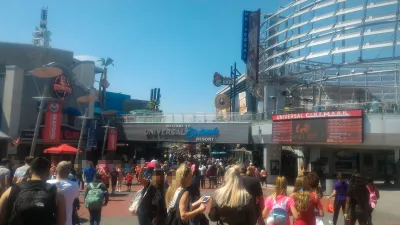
top-left (0, 156), bottom-right (381, 225)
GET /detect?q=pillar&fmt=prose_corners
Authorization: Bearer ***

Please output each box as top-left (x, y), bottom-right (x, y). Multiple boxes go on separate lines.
top-left (2, 65), bottom-right (24, 155)
top-left (395, 149), bottom-right (400, 185)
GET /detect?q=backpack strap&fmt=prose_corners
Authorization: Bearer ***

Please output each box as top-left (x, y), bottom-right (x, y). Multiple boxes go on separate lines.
top-left (5, 184), bottom-right (22, 221)
top-left (89, 183), bottom-right (94, 189)
top-left (96, 183), bottom-right (102, 189)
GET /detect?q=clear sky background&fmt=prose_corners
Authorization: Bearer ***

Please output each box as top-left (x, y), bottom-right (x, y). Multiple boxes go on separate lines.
top-left (0, 0), bottom-right (281, 113)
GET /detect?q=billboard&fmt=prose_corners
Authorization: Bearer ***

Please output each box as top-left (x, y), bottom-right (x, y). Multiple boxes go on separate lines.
top-left (272, 110), bottom-right (363, 143)
top-left (241, 9), bottom-right (261, 83)
top-left (238, 92), bottom-right (247, 115)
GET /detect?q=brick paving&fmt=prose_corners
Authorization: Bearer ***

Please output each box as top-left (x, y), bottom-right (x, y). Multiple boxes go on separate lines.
top-left (76, 184), bottom-right (400, 225)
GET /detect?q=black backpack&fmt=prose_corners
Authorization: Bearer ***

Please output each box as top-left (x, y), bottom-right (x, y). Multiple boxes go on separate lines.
top-left (7, 181), bottom-right (57, 225)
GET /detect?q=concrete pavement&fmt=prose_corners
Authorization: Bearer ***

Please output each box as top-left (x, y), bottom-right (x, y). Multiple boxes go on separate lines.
top-left (76, 184), bottom-right (400, 225)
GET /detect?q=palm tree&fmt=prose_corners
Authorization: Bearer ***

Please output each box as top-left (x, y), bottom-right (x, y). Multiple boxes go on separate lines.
top-left (147, 99), bottom-right (161, 112)
top-left (97, 57), bottom-right (114, 109)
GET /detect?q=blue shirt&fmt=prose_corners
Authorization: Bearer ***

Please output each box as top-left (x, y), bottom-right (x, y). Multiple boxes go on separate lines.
top-left (83, 168), bottom-right (97, 183)
top-left (334, 181), bottom-right (348, 201)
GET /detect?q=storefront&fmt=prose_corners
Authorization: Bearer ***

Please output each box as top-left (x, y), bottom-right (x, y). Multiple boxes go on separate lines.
top-left (123, 122), bottom-right (250, 144)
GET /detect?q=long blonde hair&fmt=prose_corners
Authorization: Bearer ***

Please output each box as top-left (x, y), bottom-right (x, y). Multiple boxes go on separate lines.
top-left (213, 165), bottom-right (250, 208)
top-left (272, 176), bottom-right (287, 200)
top-left (293, 176), bottom-right (311, 212)
top-left (165, 163), bottom-right (192, 206)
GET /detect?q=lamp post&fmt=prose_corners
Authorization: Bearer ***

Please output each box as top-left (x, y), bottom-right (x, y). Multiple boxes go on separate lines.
top-left (75, 108), bottom-right (91, 163)
top-left (29, 66), bottom-right (62, 157)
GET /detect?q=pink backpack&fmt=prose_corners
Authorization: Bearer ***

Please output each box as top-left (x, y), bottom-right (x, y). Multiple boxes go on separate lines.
top-left (367, 185), bottom-right (379, 208)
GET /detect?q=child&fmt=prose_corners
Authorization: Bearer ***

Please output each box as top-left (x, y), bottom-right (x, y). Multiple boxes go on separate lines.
top-left (126, 171), bottom-right (133, 191)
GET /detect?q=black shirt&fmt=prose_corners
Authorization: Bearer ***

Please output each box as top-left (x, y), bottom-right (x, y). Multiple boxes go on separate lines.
top-left (110, 171), bottom-right (118, 184)
top-left (241, 175), bottom-right (263, 217)
top-left (139, 183), bottom-right (167, 223)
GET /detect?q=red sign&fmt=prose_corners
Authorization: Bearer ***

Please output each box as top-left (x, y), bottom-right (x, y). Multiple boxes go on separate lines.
top-left (107, 128), bottom-right (117, 151)
top-left (43, 101), bottom-right (62, 143)
top-left (272, 109), bottom-right (363, 121)
top-left (53, 75), bottom-right (72, 100)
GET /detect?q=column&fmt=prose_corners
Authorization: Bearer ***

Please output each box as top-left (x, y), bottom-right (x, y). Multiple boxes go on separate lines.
top-left (395, 149), bottom-right (400, 185)
top-left (2, 65), bottom-right (24, 155)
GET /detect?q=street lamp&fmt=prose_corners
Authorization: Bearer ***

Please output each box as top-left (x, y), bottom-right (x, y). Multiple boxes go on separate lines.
top-left (29, 66), bottom-right (62, 157)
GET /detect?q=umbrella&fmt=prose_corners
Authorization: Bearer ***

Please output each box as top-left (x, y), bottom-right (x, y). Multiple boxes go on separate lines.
top-left (44, 144), bottom-right (83, 155)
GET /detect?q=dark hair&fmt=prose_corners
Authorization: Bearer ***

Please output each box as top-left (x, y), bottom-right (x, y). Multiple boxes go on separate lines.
top-left (95, 173), bottom-right (102, 181)
top-left (30, 157), bottom-right (51, 176)
top-left (24, 156), bottom-right (34, 165)
top-left (306, 172), bottom-right (320, 189)
top-left (0, 158), bottom-right (10, 166)
top-left (167, 170), bottom-right (175, 177)
top-left (337, 172), bottom-right (343, 180)
top-left (349, 173), bottom-right (369, 207)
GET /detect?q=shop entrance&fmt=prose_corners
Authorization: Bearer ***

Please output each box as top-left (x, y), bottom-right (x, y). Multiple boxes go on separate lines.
top-left (281, 150), bottom-right (298, 185)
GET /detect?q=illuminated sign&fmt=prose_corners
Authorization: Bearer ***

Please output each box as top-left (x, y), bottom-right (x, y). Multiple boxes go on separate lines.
top-left (213, 72), bottom-right (233, 87)
top-left (53, 75), bottom-right (72, 100)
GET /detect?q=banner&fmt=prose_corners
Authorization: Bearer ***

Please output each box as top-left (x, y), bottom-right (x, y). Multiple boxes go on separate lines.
top-left (242, 9), bottom-right (261, 83)
top-left (107, 128), bottom-right (117, 151)
top-left (43, 101), bottom-right (62, 143)
top-left (86, 119), bottom-right (98, 148)
top-left (272, 109), bottom-right (363, 121)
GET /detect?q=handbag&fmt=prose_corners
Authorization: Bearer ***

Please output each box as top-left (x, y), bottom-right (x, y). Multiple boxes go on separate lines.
top-left (129, 186), bottom-right (150, 215)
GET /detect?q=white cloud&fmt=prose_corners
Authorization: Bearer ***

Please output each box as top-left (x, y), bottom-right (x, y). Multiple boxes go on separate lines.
top-left (74, 54), bottom-right (100, 62)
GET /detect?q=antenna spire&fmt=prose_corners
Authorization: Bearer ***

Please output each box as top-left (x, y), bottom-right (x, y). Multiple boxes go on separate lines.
top-left (32, 7), bottom-right (52, 48)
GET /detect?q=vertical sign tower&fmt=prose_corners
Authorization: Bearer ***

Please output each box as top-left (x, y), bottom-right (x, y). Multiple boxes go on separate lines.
top-left (32, 7), bottom-right (52, 48)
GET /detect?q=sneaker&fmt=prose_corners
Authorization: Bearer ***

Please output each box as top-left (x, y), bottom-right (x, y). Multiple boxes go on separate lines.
top-left (328, 221), bottom-right (334, 225)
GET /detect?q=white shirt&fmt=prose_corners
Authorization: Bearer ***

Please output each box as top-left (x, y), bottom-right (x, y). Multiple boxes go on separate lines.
top-left (14, 165), bottom-right (30, 179)
top-left (47, 179), bottom-right (80, 225)
top-left (199, 165), bottom-right (206, 176)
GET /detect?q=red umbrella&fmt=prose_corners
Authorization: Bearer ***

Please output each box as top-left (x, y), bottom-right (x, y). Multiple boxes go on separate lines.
top-left (44, 144), bottom-right (83, 155)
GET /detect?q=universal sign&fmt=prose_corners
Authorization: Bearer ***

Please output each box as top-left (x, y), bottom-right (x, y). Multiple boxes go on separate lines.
top-left (185, 127), bottom-right (220, 142)
top-left (145, 124), bottom-right (220, 142)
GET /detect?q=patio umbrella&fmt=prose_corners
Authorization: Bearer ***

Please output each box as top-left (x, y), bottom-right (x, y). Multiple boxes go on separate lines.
top-left (44, 144), bottom-right (83, 155)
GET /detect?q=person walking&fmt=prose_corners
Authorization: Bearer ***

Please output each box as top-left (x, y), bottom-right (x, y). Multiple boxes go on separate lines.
top-left (262, 176), bottom-right (293, 225)
top-left (83, 162), bottom-right (97, 188)
top-left (116, 167), bottom-right (124, 192)
top-left (290, 176), bottom-right (324, 225)
top-left (199, 164), bottom-right (206, 189)
top-left (84, 173), bottom-right (109, 225)
top-left (344, 173), bottom-right (371, 225)
top-left (260, 167), bottom-right (268, 187)
top-left (165, 163), bottom-right (206, 225)
top-left (76, 167), bottom-right (84, 190)
top-left (366, 177), bottom-right (379, 225)
top-left (137, 165), bottom-right (167, 225)
top-left (327, 172), bottom-right (348, 225)
top-left (0, 159), bottom-right (11, 196)
top-left (12, 156), bottom-right (33, 184)
top-left (126, 171), bottom-right (133, 192)
top-left (110, 168), bottom-right (118, 194)
top-left (241, 166), bottom-right (265, 225)
top-left (209, 165), bottom-right (256, 225)
top-left (48, 161), bottom-right (80, 225)
top-left (0, 157), bottom-right (66, 225)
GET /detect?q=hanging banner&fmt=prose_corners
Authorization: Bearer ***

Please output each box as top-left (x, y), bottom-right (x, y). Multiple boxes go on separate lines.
top-left (242, 9), bottom-right (261, 83)
top-left (86, 119), bottom-right (98, 148)
top-left (43, 101), bottom-right (62, 143)
top-left (107, 128), bottom-right (117, 151)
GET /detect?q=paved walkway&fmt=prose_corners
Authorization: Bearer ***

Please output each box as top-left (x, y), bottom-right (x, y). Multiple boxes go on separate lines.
top-left (77, 184), bottom-right (400, 225)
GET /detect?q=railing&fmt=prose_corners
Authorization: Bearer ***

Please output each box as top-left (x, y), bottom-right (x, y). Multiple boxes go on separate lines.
top-left (122, 102), bottom-right (400, 123)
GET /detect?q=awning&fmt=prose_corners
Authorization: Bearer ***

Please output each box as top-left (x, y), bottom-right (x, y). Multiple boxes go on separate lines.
top-left (0, 131), bottom-right (9, 140)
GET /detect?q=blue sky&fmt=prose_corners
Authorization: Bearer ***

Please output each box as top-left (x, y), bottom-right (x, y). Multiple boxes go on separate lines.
top-left (1, 0), bottom-right (281, 113)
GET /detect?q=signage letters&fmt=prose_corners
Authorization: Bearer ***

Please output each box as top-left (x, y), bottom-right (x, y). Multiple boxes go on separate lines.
top-left (108, 128), bottom-right (117, 151)
top-left (185, 127), bottom-right (219, 142)
top-left (272, 110), bottom-right (363, 121)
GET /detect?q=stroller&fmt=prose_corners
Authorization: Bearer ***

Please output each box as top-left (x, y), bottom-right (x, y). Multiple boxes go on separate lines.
top-left (72, 198), bottom-right (81, 225)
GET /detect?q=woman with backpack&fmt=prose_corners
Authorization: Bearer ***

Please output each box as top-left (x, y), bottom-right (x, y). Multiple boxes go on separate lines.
top-left (136, 166), bottom-right (167, 225)
top-left (165, 163), bottom-right (207, 225)
top-left (327, 172), bottom-right (348, 225)
top-left (290, 176), bottom-right (324, 225)
top-left (262, 176), bottom-right (293, 225)
top-left (209, 165), bottom-right (256, 225)
top-left (366, 177), bottom-right (379, 225)
top-left (344, 173), bottom-right (371, 225)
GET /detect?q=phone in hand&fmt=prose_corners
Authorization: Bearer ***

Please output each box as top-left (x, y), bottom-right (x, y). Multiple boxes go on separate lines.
top-left (201, 196), bottom-right (210, 203)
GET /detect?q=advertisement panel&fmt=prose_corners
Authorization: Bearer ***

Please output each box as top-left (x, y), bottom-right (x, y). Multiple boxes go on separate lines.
top-left (272, 110), bottom-right (363, 144)
top-left (43, 101), bottom-right (62, 143)
top-left (238, 92), bottom-right (247, 115)
top-left (122, 123), bottom-right (250, 144)
top-left (242, 9), bottom-right (261, 83)
top-left (86, 119), bottom-right (98, 148)
top-left (272, 109), bottom-right (363, 121)
top-left (107, 128), bottom-right (117, 150)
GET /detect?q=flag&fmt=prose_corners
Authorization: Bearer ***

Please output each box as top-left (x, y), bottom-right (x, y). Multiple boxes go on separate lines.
top-left (11, 136), bottom-right (21, 147)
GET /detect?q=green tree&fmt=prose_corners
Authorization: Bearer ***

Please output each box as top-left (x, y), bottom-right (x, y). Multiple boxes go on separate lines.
top-left (97, 57), bottom-right (114, 109)
top-left (147, 99), bottom-right (161, 112)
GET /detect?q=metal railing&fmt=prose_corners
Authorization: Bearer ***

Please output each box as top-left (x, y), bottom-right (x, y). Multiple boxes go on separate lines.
top-left (121, 102), bottom-right (400, 123)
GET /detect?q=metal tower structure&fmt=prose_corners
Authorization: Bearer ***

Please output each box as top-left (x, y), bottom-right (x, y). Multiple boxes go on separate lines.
top-left (258, 0), bottom-right (400, 113)
top-left (32, 7), bottom-right (52, 48)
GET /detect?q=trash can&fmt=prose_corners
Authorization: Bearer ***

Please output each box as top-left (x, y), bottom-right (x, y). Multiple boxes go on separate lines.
top-left (325, 178), bottom-right (335, 196)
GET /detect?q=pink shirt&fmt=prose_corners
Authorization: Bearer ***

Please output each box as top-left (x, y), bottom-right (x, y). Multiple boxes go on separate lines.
top-left (265, 195), bottom-right (294, 225)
